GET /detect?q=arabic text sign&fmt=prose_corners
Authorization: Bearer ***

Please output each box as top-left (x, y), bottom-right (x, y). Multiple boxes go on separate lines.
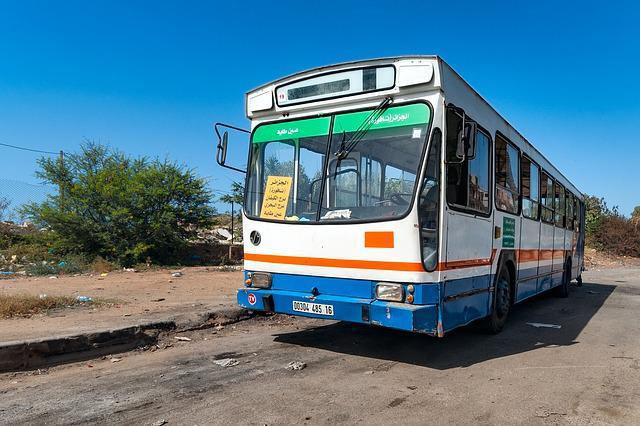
top-left (260, 176), bottom-right (293, 220)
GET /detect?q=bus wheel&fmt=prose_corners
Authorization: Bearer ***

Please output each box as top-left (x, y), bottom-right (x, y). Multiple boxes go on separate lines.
top-left (484, 266), bottom-right (511, 334)
top-left (554, 260), bottom-right (571, 298)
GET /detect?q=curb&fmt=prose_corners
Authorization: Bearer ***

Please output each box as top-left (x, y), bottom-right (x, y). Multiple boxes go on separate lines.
top-left (0, 307), bottom-right (253, 373)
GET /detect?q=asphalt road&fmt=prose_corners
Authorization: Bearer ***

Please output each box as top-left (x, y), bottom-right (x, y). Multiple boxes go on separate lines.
top-left (1, 267), bottom-right (640, 425)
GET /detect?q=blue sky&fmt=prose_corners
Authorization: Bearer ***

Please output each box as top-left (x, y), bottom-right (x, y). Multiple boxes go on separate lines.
top-left (1, 1), bottom-right (639, 214)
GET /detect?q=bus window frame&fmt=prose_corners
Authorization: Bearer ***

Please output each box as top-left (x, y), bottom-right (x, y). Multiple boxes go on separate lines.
top-left (445, 110), bottom-right (493, 218)
top-left (520, 154), bottom-right (541, 221)
top-left (418, 127), bottom-right (443, 272)
top-left (555, 182), bottom-right (566, 228)
top-left (242, 100), bottom-right (434, 226)
top-left (540, 170), bottom-right (555, 224)
top-left (566, 191), bottom-right (575, 230)
top-left (494, 131), bottom-right (521, 216)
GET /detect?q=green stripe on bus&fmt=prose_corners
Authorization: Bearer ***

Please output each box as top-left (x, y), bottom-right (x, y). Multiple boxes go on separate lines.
top-left (333, 103), bottom-right (430, 134)
top-left (252, 117), bottom-right (331, 144)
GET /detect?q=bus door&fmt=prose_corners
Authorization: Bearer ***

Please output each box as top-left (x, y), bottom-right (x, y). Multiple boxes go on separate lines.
top-left (443, 110), bottom-right (493, 328)
top-left (539, 173), bottom-right (555, 291)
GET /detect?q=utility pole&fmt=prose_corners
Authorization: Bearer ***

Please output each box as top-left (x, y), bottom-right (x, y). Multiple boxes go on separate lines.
top-left (228, 201), bottom-right (234, 261)
top-left (59, 150), bottom-right (65, 209)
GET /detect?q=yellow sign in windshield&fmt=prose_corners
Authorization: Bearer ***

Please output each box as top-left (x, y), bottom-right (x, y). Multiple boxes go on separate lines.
top-left (259, 176), bottom-right (293, 220)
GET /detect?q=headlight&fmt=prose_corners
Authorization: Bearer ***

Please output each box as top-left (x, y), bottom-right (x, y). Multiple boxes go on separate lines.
top-left (375, 283), bottom-right (404, 302)
top-left (250, 272), bottom-right (272, 289)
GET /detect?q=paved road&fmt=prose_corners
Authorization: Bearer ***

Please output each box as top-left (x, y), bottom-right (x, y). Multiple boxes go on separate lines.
top-left (1, 268), bottom-right (640, 425)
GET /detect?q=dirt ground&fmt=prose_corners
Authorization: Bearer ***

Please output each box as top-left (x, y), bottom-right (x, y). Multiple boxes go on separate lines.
top-left (0, 267), bottom-right (639, 425)
top-left (0, 267), bottom-right (243, 341)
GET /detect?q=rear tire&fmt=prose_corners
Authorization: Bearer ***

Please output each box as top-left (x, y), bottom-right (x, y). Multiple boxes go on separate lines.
top-left (484, 266), bottom-right (511, 334)
top-left (554, 260), bottom-right (571, 298)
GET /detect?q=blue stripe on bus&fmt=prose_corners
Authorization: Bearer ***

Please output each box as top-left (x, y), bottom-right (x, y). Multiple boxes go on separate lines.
top-left (240, 268), bottom-right (569, 335)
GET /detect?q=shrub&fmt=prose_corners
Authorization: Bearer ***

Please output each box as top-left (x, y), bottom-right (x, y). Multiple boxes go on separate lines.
top-left (21, 142), bottom-right (216, 266)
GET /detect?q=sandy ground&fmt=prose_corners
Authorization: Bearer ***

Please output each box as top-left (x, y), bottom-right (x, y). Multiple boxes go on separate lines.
top-left (0, 267), bottom-right (639, 425)
top-left (0, 267), bottom-right (243, 341)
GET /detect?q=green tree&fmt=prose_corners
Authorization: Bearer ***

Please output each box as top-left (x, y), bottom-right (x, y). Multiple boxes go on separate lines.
top-left (0, 197), bottom-right (9, 221)
top-left (219, 181), bottom-right (244, 205)
top-left (22, 142), bottom-right (215, 266)
top-left (632, 205), bottom-right (640, 226)
top-left (219, 181), bottom-right (244, 241)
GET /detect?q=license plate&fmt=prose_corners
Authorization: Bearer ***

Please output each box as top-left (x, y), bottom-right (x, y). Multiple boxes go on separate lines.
top-left (292, 301), bottom-right (334, 316)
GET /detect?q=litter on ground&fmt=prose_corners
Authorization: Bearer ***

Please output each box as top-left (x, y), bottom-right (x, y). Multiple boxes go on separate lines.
top-left (526, 322), bottom-right (562, 329)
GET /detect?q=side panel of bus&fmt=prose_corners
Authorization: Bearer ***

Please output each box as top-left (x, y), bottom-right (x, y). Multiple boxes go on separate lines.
top-left (538, 222), bottom-right (554, 291)
top-left (517, 217), bottom-right (540, 301)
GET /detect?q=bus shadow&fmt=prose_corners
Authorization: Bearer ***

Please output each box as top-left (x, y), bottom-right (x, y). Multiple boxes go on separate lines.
top-left (273, 282), bottom-right (616, 370)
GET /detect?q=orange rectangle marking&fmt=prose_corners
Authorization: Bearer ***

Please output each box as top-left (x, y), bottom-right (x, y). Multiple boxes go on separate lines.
top-left (364, 231), bottom-right (394, 248)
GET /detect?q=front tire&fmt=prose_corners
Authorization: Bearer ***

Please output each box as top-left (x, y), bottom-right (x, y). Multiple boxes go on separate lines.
top-left (484, 266), bottom-right (512, 334)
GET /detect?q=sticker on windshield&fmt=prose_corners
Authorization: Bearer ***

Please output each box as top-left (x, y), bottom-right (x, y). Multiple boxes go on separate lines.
top-left (260, 176), bottom-right (292, 220)
top-left (321, 209), bottom-right (352, 220)
top-left (412, 128), bottom-right (422, 139)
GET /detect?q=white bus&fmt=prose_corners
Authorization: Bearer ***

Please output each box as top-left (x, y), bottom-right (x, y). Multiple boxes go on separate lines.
top-left (216, 56), bottom-right (585, 336)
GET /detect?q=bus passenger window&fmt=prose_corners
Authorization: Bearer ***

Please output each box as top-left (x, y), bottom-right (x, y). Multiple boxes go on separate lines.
top-left (555, 183), bottom-right (566, 227)
top-left (495, 135), bottom-right (520, 214)
top-left (521, 156), bottom-right (540, 220)
top-left (445, 109), bottom-right (490, 214)
top-left (419, 129), bottom-right (441, 271)
top-left (540, 172), bottom-right (554, 223)
top-left (566, 193), bottom-right (575, 230)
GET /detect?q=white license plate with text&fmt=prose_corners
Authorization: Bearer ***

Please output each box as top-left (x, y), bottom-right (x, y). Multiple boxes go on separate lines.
top-left (292, 301), bottom-right (334, 316)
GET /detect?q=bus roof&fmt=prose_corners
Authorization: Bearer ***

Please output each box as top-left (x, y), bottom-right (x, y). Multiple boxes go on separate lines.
top-left (247, 56), bottom-right (582, 199)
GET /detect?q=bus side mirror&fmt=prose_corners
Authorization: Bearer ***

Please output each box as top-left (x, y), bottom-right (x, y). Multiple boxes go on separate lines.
top-left (465, 121), bottom-right (477, 158)
top-left (213, 122), bottom-right (249, 174)
top-left (217, 131), bottom-right (229, 165)
top-left (456, 121), bottom-right (477, 160)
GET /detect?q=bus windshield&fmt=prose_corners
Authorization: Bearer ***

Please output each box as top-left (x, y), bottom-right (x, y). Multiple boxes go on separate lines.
top-left (245, 103), bottom-right (431, 223)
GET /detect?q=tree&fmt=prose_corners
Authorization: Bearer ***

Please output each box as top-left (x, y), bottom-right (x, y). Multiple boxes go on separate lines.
top-left (219, 181), bottom-right (244, 205)
top-left (22, 142), bottom-right (216, 266)
top-left (0, 197), bottom-right (9, 222)
top-left (632, 205), bottom-right (640, 227)
top-left (219, 181), bottom-right (244, 241)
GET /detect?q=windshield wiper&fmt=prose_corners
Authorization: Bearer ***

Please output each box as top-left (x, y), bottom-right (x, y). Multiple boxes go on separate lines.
top-left (334, 96), bottom-right (393, 160)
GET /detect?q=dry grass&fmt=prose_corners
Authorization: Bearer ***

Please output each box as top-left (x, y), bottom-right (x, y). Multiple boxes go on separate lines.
top-left (0, 294), bottom-right (90, 318)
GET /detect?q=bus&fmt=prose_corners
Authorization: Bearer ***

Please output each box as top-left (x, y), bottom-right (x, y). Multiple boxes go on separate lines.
top-left (215, 56), bottom-right (585, 336)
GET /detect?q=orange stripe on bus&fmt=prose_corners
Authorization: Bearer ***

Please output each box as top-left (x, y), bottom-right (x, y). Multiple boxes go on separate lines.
top-left (364, 231), bottom-right (394, 248)
top-left (437, 249), bottom-right (497, 271)
top-left (518, 249), bottom-right (569, 263)
top-left (244, 253), bottom-right (424, 272)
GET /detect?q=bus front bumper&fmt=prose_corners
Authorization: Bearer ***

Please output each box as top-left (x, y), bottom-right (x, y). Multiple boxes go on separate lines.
top-left (237, 288), bottom-right (439, 335)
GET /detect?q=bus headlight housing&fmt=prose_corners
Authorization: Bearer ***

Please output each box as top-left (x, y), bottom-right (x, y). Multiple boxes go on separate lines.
top-left (249, 272), bottom-right (272, 289)
top-left (375, 283), bottom-right (404, 302)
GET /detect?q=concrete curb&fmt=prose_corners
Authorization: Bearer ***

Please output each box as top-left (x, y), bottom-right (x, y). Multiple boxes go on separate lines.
top-left (0, 307), bottom-right (253, 373)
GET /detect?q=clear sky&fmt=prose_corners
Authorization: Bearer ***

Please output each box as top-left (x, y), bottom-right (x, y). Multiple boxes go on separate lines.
top-left (1, 1), bottom-right (639, 214)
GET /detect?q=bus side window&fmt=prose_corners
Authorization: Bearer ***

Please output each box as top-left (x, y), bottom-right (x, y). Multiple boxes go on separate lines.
top-left (419, 129), bottom-right (442, 271)
top-left (445, 108), bottom-right (490, 214)
top-left (521, 156), bottom-right (540, 220)
top-left (555, 183), bottom-right (566, 227)
top-left (566, 192), bottom-right (575, 230)
top-left (540, 172), bottom-right (554, 223)
top-left (495, 135), bottom-right (520, 214)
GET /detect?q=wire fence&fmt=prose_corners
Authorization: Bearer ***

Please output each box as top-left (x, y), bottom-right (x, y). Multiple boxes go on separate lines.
top-left (0, 178), bottom-right (57, 223)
